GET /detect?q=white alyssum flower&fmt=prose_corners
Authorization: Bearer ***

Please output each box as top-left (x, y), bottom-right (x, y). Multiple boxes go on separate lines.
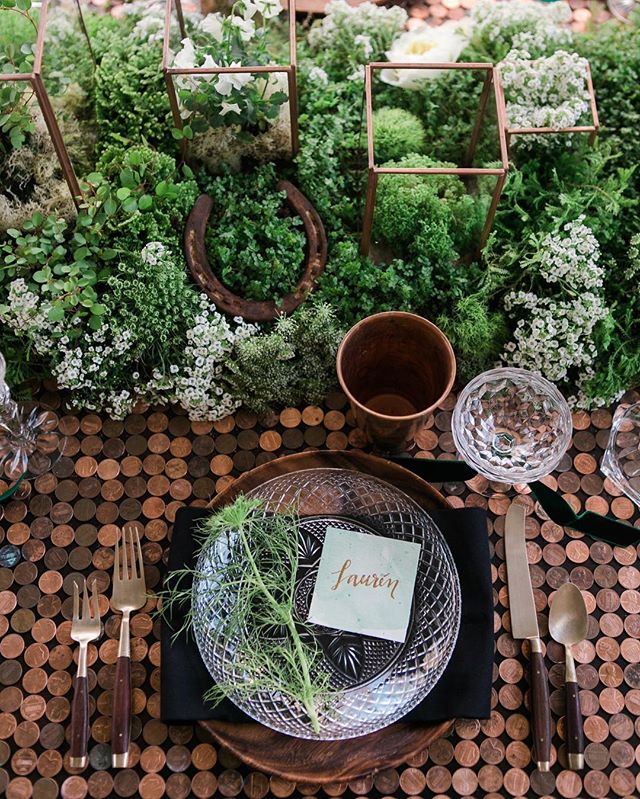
top-left (354, 34), bottom-right (373, 59)
top-left (0, 278), bottom-right (259, 421)
top-left (499, 49), bottom-right (590, 136)
top-left (308, 0), bottom-right (407, 52)
top-left (381, 20), bottom-right (471, 88)
top-left (471, 0), bottom-right (572, 56)
top-left (140, 241), bottom-right (169, 267)
top-left (500, 220), bottom-right (609, 407)
top-left (536, 217), bottom-right (603, 291)
top-left (308, 66), bottom-right (329, 85)
top-left (171, 294), bottom-right (258, 420)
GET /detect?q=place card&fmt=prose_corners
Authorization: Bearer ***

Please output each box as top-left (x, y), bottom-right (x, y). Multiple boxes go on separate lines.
top-left (307, 526), bottom-right (421, 643)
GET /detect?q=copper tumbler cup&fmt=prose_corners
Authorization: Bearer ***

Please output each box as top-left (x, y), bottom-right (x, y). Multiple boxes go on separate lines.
top-left (336, 311), bottom-right (456, 453)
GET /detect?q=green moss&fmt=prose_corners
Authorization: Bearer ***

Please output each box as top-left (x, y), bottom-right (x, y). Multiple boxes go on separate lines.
top-left (372, 107), bottom-right (425, 162)
top-left (95, 33), bottom-right (173, 154)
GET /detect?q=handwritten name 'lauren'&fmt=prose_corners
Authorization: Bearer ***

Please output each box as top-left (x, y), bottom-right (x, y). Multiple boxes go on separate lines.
top-left (330, 559), bottom-right (400, 600)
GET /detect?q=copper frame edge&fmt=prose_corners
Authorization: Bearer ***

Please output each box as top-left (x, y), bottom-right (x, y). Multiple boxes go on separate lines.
top-left (360, 62), bottom-right (509, 258)
top-left (0, 0), bottom-right (84, 205)
top-left (162, 0), bottom-right (299, 159)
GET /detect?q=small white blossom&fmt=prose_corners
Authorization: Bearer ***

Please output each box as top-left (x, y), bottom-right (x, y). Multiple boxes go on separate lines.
top-left (308, 66), bottom-right (329, 85)
top-left (215, 65), bottom-right (254, 96)
top-left (200, 12), bottom-right (224, 41)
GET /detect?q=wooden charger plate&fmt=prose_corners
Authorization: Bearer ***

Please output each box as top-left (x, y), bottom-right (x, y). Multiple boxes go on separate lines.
top-left (201, 449), bottom-right (453, 783)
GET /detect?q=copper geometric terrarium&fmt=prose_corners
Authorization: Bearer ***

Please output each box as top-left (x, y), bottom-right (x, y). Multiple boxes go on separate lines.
top-left (494, 58), bottom-right (600, 150)
top-left (360, 61), bottom-right (510, 257)
top-left (162, 0), bottom-right (300, 158)
top-left (0, 0), bottom-right (91, 206)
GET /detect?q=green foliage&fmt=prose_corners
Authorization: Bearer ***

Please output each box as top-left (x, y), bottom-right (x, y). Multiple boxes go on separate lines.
top-left (575, 17), bottom-right (640, 202)
top-left (0, 145), bottom-right (198, 332)
top-left (438, 296), bottom-right (507, 382)
top-left (296, 75), bottom-right (363, 232)
top-left (200, 164), bottom-right (305, 302)
top-left (374, 155), bottom-right (486, 260)
top-left (95, 31), bottom-right (173, 154)
top-left (104, 248), bottom-right (201, 367)
top-left (372, 107), bottom-right (425, 162)
top-left (0, 2), bottom-right (37, 152)
top-left (228, 303), bottom-right (343, 414)
top-left (492, 144), bottom-right (636, 266)
top-left (159, 495), bottom-right (330, 732)
top-left (316, 240), bottom-right (431, 325)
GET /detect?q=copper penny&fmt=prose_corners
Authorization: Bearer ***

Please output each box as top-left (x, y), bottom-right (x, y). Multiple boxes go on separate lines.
top-left (87, 771), bottom-right (113, 799)
top-left (37, 750), bottom-right (62, 778)
top-left (585, 494), bottom-right (607, 518)
top-left (192, 772), bottom-right (217, 799)
top-left (158, 775), bottom-right (189, 799)
top-left (139, 774), bottom-right (165, 799)
top-left (213, 416), bottom-right (234, 434)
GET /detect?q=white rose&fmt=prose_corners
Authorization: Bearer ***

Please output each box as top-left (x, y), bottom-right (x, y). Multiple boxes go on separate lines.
top-left (380, 20), bottom-right (470, 88)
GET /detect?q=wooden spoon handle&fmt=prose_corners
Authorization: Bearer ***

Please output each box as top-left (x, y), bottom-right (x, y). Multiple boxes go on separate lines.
top-left (565, 679), bottom-right (584, 768)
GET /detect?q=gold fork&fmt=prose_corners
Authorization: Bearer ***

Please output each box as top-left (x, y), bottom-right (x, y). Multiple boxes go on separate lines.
top-left (69, 579), bottom-right (101, 768)
top-left (111, 525), bottom-right (146, 767)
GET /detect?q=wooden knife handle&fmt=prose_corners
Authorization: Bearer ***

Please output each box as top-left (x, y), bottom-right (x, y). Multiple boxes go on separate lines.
top-left (69, 675), bottom-right (89, 768)
top-left (530, 645), bottom-right (551, 771)
top-left (565, 679), bottom-right (584, 769)
top-left (111, 656), bottom-right (131, 767)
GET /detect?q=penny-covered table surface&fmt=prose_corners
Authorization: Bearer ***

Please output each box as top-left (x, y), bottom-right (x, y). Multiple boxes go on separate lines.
top-left (1, 387), bottom-right (639, 799)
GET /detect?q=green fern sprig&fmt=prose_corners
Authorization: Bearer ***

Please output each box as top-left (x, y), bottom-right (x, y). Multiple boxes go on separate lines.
top-left (159, 496), bottom-right (331, 733)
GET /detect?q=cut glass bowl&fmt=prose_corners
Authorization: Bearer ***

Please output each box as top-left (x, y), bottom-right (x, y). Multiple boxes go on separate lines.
top-left (601, 402), bottom-right (640, 508)
top-left (191, 468), bottom-right (461, 740)
top-left (452, 367), bottom-right (572, 484)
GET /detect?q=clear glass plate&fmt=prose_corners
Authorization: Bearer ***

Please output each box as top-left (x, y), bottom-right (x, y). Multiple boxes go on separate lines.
top-left (191, 468), bottom-right (461, 740)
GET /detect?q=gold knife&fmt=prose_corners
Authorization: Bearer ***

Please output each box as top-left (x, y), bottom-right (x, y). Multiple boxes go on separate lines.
top-left (505, 502), bottom-right (551, 772)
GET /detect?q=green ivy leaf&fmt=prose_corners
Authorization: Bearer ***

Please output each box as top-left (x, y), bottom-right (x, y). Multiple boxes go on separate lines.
top-left (47, 306), bottom-right (65, 322)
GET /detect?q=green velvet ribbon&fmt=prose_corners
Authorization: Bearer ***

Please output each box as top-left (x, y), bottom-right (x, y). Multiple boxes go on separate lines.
top-left (0, 473), bottom-right (25, 504)
top-left (391, 457), bottom-right (639, 547)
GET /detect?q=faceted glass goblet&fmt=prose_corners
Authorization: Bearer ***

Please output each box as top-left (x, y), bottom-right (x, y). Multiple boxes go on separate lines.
top-left (452, 367), bottom-right (573, 484)
top-left (601, 402), bottom-right (640, 508)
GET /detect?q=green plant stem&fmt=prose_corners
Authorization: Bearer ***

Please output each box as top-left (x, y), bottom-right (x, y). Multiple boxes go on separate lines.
top-left (236, 522), bottom-right (321, 732)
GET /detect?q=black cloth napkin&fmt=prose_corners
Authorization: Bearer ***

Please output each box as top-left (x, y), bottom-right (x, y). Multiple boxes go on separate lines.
top-left (161, 506), bottom-right (493, 724)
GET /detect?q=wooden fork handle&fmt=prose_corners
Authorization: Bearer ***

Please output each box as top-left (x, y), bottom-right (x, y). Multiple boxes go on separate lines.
top-left (69, 676), bottom-right (89, 768)
top-left (111, 655), bottom-right (131, 767)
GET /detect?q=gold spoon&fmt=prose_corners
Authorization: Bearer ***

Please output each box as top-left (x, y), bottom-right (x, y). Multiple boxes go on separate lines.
top-left (549, 582), bottom-right (588, 770)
